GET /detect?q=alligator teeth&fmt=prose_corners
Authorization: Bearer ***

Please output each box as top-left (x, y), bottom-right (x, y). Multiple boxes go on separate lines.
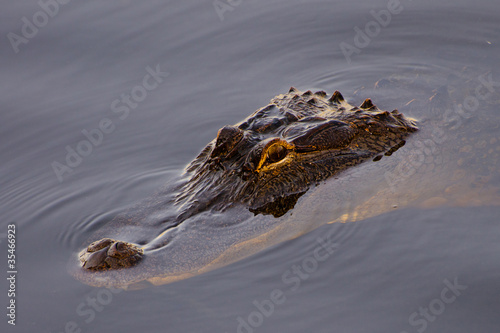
top-left (329, 91), bottom-right (344, 104)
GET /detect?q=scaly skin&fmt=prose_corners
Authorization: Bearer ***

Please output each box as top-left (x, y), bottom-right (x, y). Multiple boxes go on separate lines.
top-left (79, 87), bottom-right (417, 272)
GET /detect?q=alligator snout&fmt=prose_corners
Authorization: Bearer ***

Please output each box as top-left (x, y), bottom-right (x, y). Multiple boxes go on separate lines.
top-left (80, 238), bottom-right (143, 270)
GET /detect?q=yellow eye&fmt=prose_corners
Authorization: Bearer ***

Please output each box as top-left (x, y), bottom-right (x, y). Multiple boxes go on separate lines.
top-left (266, 144), bottom-right (288, 164)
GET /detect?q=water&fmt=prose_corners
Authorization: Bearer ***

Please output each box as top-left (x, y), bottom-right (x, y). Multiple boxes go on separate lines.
top-left (1, 0), bottom-right (499, 332)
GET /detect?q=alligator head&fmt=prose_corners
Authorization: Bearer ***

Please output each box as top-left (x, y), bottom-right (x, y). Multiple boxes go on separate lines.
top-left (176, 87), bottom-right (418, 218)
top-left (78, 87), bottom-right (417, 272)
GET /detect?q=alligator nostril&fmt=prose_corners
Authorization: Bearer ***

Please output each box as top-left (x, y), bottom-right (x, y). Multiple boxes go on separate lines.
top-left (83, 248), bottom-right (108, 270)
top-left (107, 241), bottom-right (142, 259)
top-left (108, 242), bottom-right (122, 257)
top-left (116, 242), bottom-right (126, 252)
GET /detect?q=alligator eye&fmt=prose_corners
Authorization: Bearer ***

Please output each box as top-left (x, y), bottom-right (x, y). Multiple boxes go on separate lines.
top-left (266, 144), bottom-right (288, 164)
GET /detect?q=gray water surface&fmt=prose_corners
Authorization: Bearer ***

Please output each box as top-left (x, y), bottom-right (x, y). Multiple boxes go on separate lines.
top-left (1, 1), bottom-right (499, 332)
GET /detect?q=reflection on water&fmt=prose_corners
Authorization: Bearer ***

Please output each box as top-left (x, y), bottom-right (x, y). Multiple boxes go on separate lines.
top-left (1, 0), bottom-right (499, 332)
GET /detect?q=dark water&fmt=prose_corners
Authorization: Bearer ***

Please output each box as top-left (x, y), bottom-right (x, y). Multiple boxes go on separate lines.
top-left (1, 0), bottom-right (499, 332)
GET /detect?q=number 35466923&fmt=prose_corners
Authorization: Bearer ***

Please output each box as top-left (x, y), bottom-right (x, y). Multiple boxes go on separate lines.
top-left (7, 224), bottom-right (16, 260)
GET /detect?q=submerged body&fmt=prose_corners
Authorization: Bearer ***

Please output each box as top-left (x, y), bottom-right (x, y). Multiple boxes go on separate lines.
top-left (69, 86), bottom-right (498, 288)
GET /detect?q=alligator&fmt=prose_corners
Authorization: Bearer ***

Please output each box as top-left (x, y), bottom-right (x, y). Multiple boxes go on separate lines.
top-left (70, 87), bottom-right (420, 288)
